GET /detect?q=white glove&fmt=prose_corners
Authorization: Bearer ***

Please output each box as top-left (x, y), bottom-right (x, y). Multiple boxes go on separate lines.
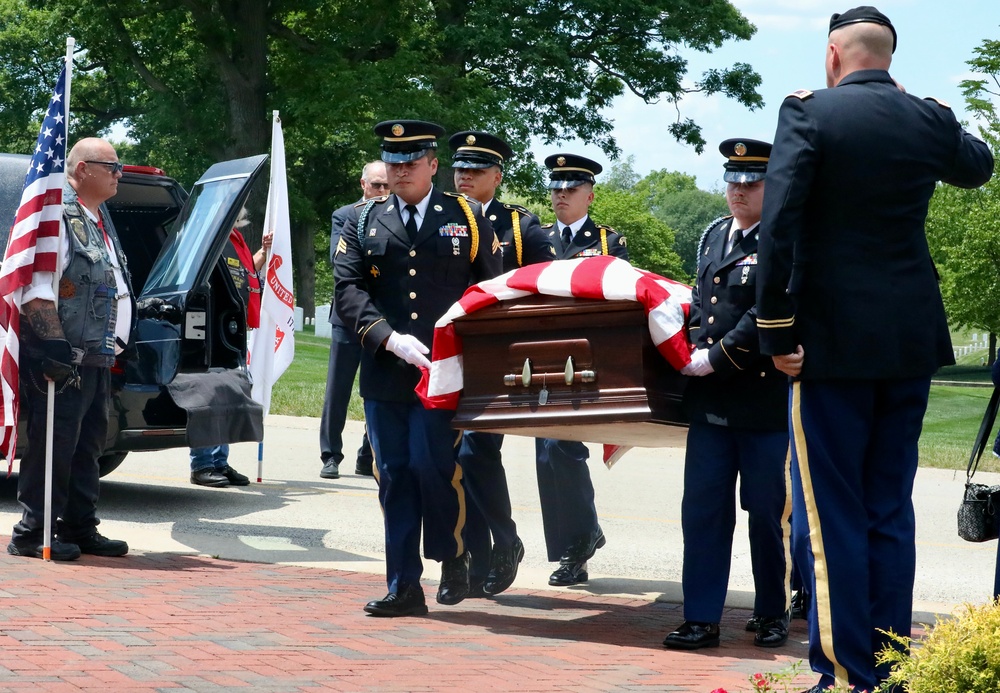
top-left (386, 331), bottom-right (431, 369)
top-left (680, 348), bottom-right (714, 377)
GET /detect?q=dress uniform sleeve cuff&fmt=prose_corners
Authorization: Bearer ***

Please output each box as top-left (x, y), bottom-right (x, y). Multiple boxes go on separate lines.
top-left (758, 327), bottom-right (797, 357)
top-left (362, 319), bottom-right (394, 353)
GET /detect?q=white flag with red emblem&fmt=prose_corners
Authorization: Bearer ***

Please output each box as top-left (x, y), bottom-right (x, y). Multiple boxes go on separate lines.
top-left (248, 111), bottom-right (295, 415)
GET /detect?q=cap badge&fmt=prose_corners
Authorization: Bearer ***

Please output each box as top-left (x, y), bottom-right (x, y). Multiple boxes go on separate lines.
top-left (391, 123), bottom-right (404, 136)
top-left (466, 135), bottom-right (476, 145)
top-left (734, 142), bottom-right (747, 157)
top-left (556, 156), bottom-right (566, 166)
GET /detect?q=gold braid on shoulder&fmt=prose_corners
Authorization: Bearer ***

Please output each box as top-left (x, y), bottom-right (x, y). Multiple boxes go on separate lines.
top-left (456, 195), bottom-right (479, 262)
top-left (512, 210), bottom-right (523, 267)
top-left (600, 228), bottom-right (608, 255)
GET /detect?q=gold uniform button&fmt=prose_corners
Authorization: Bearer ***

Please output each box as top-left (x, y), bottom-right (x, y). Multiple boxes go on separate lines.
top-left (713, 277), bottom-right (721, 284)
top-left (410, 312), bottom-right (418, 320)
top-left (760, 372), bottom-right (766, 377)
top-left (409, 292), bottom-right (416, 299)
top-left (409, 269), bottom-right (416, 276)
top-left (409, 250), bottom-right (416, 257)
top-left (707, 337), bottom-right (714, 345)
top-left (707, 316), bottom-right (715, 325)
top-left (710, 296), bottom-right (718, 304)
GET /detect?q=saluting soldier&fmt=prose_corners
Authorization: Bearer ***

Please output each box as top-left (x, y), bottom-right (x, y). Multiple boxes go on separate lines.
top-left (756, 7), bottom-right (993, 691)
top-left (334, 120), bottom-right (502, 617)
top-left (535, 153), bottom-right (627, 587)
top-left (450, 131), bottom-right (556, 598)
top-left (663, 139), bottom-right (791, 652)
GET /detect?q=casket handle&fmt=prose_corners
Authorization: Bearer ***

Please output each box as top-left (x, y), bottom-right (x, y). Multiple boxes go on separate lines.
top-left (502, 357), bottom-right (595, 387)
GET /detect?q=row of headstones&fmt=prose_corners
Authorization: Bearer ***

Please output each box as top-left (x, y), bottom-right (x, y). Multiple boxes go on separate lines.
top-left (955, 335), bottom-right (989, 361)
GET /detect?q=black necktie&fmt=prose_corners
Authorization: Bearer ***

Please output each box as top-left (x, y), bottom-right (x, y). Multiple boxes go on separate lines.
top-left (404, 205), bottom-right (419, 243)
top-left (727, 227), bottom-right (742, 254)
top-left (561, 225), bottom-right (572, 248)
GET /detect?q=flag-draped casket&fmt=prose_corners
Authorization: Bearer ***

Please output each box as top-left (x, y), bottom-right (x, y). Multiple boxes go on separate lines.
top-left (416, 256), bottom-right (694, 447)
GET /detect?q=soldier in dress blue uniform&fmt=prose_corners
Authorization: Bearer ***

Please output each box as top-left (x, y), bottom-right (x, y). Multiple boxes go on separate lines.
top-left (755, 7), bottom-right (994, 691)
top-left (319, 161), bottom-right (386, 480)
top-left (535, 153), bottom-right (628, 587)
top-left (334, 120), bottom-right (502, 617)
top-left (450, 131), bottom-right (556, 597)
top-left (663, 139), bottom-right (792, 652)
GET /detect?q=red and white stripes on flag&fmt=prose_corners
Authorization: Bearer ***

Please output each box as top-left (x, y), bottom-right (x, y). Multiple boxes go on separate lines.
top-left (0, 66), bottom-right (68, 463)
top-left (415, 255), bottom-right (693, 411)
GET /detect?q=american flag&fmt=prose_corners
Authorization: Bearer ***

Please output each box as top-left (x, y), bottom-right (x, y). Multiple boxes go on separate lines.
top-left (0, 66), bottom-right (68, 462)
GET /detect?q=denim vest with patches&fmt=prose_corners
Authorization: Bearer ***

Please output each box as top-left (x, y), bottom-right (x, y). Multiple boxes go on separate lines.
top-left (57, 189), bottom-right (118, 366)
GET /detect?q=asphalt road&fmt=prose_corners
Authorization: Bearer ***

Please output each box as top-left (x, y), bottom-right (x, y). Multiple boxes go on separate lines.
top-left (0, 416), bottom-right (995, 621)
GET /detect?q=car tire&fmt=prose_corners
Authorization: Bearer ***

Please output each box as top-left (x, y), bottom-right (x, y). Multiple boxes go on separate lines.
top-left (98, 452), bottom-right (129, 478)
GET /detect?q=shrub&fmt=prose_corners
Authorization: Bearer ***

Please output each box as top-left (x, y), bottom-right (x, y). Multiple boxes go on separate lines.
top-left (877, 601), bottom-right (1000, 692)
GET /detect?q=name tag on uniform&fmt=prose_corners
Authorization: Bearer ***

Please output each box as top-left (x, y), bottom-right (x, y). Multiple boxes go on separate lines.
top-left (736, 254), bottom-right (758, 266)
top-left (439, 223), bottom-right (469, 237)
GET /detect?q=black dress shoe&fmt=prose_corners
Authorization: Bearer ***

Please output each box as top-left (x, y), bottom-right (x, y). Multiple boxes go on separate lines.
top-left (354, 459), bottom-right (374, 476)
top-left (7, 538), bottom-right (80, 561)
top-left (560, 527), bottom-right (606, 563)
top-left (548, 560), bottom-right (588, 586)
top-left (436, 551), bottom-right (470, 605)
top-left (483, 537), bottom-right (524, 595)
top-left (790, 588), bottom-right (810, 620)
top-left (320, 459), bottom-right (340, 479)
top-left (663, 621), bottom-right (720, 650)
top-left (754, 613), bottom-right (790, 648)
top-left (220, 465), bottom-right (250, 486)
top-left (74, 532), bottom-right (129, 557)
top-left (363, 585), bottom-right (428, 617)
top-left (191, 469), bottom-right (230, 487)
top-left (745, 614), bottom-right (762, 632)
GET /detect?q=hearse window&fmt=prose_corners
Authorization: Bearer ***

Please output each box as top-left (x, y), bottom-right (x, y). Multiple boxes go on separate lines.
top-left (144, 177), bottom-right (243, 293)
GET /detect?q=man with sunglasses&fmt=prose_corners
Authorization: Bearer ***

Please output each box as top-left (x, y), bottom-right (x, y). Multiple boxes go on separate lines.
top-left (319, 160), bottom-right (388, 480)
top-left (8, 137), bottom-right (134, 561)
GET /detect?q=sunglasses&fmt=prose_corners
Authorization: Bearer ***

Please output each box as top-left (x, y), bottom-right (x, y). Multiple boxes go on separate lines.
top-left (86, 160), bottom-right (124, 174)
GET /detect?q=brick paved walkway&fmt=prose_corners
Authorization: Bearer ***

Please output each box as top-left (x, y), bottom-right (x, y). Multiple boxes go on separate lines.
top-left (0, 546), bottom-right (827, 692)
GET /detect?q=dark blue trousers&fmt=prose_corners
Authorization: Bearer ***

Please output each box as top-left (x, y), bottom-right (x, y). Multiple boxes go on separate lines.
top-left (458, 432), bottom-right (518, 581)
top-left (320, 326), bottom-right (370, 465)
top-left (535, 438), bottom-right (598, 562)
top-left (365, 399), bottom-right (466, 593)
top-left (13, 362), bottom-right (109, 543)
top-left (790, 377), bottom-right (929, 691)
top-left (681, 422), bottom-right (791, 623)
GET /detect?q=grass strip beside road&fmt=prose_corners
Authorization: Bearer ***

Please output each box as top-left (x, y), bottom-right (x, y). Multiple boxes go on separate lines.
top-left (276, 333), bottom-right (998, 473)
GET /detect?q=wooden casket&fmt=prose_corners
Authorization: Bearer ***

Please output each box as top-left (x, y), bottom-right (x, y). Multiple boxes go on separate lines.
top-left (451, 295), bottom-right (689, 447)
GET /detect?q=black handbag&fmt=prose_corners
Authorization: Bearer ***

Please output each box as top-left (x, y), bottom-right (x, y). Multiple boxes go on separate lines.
top-left (957, 386), bottom-right (1000, 542)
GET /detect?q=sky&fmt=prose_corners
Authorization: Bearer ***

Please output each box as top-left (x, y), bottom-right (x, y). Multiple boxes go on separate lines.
top-left (544, 0), bottom-right (1000, 191)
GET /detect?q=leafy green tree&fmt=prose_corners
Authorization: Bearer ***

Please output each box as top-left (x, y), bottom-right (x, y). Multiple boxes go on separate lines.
top-left (633, 170), bottom-right (728, 278)
top-left (0, 0), bottom-right (762, 315)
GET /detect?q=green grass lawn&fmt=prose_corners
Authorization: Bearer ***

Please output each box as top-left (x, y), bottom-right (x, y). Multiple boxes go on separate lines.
top-left (273, 332), bottom-right (1000, 473)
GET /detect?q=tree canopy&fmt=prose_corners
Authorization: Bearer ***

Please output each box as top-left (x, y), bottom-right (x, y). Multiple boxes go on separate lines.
top-left (0, 0), bottom-right (762, 312)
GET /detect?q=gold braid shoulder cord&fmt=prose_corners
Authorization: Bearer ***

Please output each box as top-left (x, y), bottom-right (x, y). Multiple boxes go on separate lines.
top-left (456, 195), bottom-right (480, 262)
top-left (511, 210), bottom-right (524, 266)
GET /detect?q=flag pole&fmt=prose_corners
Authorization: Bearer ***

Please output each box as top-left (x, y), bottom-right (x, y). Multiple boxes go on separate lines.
top-left (42, 37), bottom-right (74, 562)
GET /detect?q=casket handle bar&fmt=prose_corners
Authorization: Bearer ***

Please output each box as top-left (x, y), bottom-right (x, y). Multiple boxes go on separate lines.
top-left (503, 357), bottom-right (596, 387)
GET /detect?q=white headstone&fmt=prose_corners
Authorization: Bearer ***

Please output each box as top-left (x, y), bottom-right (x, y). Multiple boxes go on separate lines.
top-left (294, 306), bottom-right (304, 332)
top-left (315, 304), bottom-right (332, 338)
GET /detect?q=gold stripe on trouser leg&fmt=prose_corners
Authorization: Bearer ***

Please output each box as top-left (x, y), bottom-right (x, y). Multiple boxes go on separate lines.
top-left (450, 431), bottom-right (466, 557)
top-left (781, 442), bottom-right (794, 610)
top-left (790, 381), bottom-right (849, 686)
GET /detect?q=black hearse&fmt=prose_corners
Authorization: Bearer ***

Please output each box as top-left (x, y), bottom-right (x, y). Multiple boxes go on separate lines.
top-left (0, 154), bottom-right (268, 476)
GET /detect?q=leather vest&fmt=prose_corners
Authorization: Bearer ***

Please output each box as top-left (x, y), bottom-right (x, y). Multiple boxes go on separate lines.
top-left (58, 194), bottom-right (119, 367)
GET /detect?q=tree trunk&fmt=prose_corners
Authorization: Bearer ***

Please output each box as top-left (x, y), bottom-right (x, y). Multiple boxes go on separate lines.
top-left (991, 332), bottom-right (997, 366)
